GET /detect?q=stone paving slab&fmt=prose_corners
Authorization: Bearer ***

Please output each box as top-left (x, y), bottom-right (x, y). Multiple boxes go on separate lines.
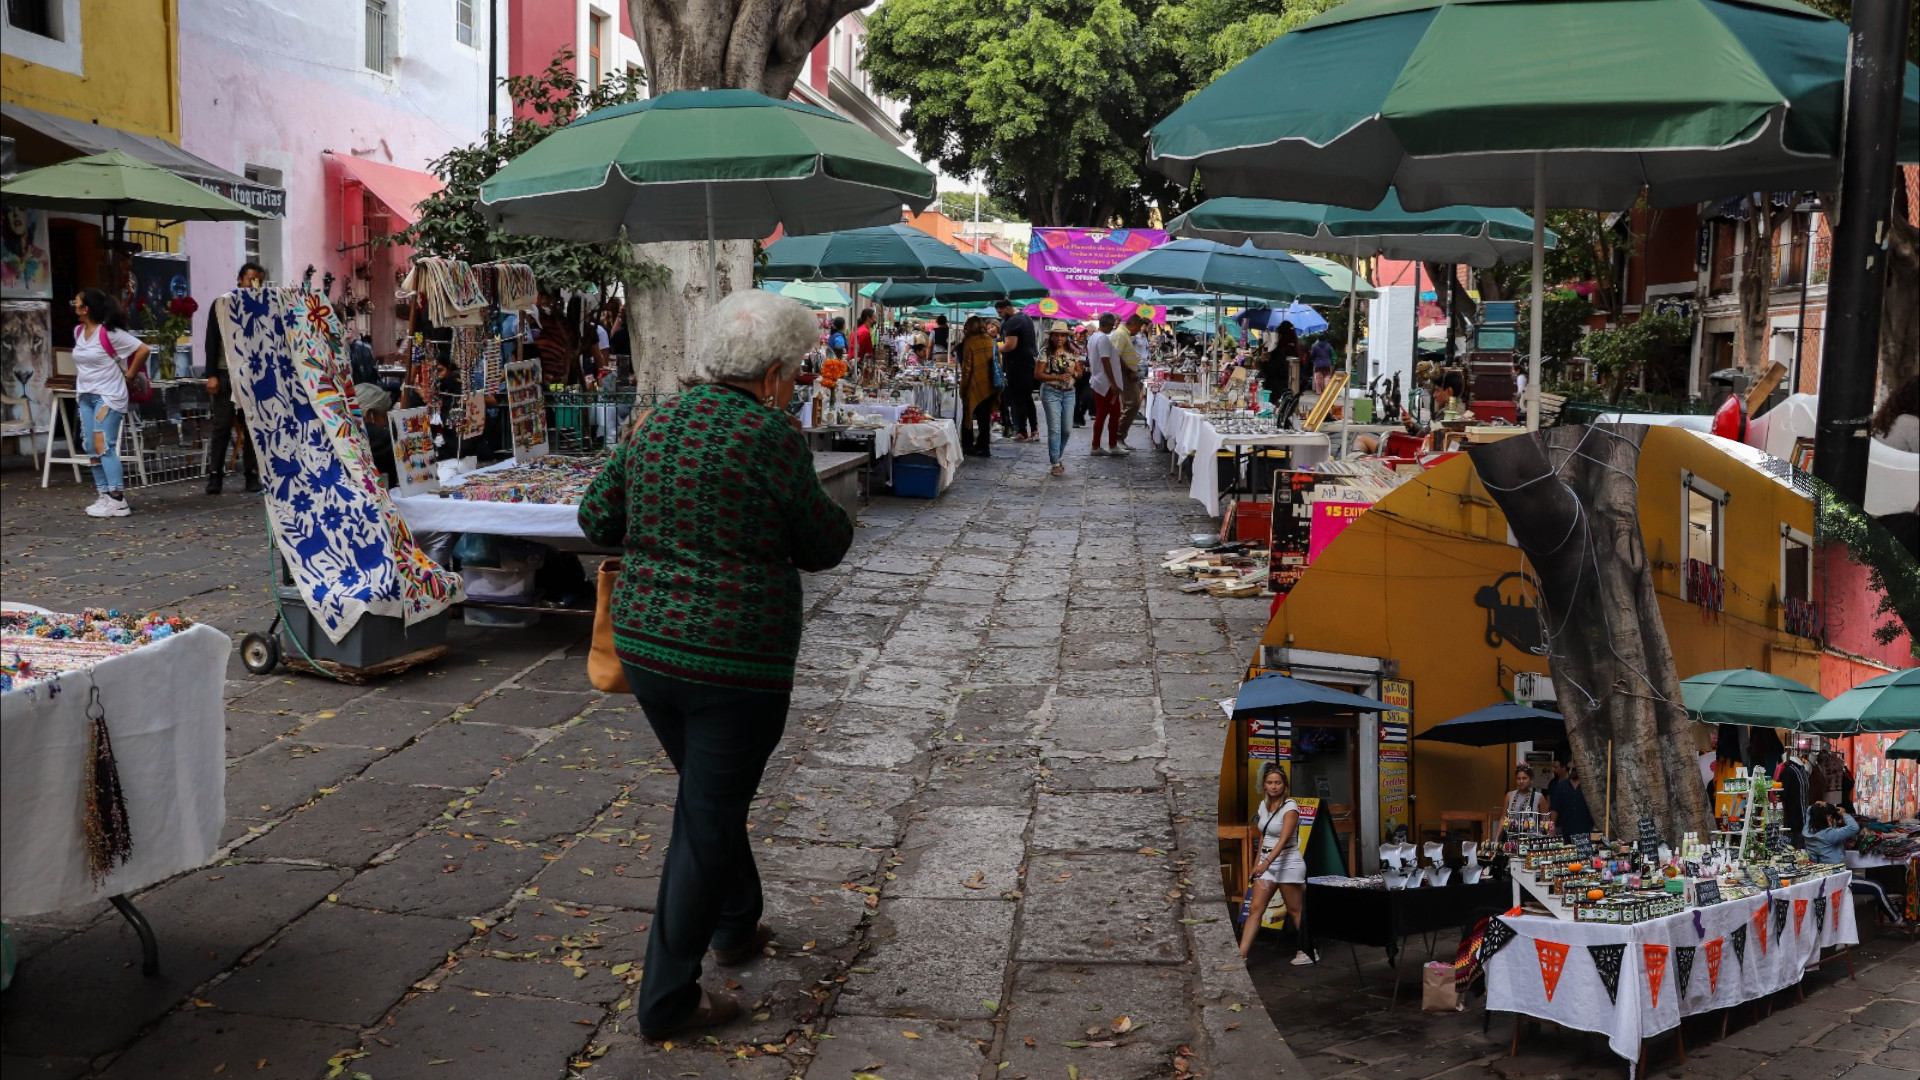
top-left (206, 903), bottom-right (472, 1025)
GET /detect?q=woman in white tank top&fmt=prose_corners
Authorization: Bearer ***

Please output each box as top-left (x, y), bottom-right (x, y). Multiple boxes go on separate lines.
top-left (1240, 764), bottom-right (1315, 965)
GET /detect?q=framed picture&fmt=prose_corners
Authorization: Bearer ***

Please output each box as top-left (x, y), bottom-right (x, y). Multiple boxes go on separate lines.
top-left (2, 208), bottom-right (52, 299)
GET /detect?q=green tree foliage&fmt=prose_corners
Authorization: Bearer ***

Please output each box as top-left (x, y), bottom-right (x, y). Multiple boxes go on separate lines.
top-left (1578, 311), bottom-right (1693, 404)
top-left (864, 0), bottom-right (1339, 226)
top-left (1515, 288), bottom-right (1597, 378)
top-left (935, 190), bottom-right (1025, 222)
top-left (393, 50), bottom-right (664, 295)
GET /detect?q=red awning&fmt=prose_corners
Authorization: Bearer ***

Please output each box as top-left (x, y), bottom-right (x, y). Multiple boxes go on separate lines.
top-left (330, 153), bottom-right (443, 225)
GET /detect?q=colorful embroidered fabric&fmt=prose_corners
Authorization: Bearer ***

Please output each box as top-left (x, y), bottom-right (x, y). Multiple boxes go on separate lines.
top-left (220, 287), bottom-right (463, 643)
top-left (402, 258), bottom-right (488, 327)
top-left (456, 391), bottom-right (488, 439)
top-left (493, 262), bottom-right (537, 313)
top-left (441, 455), bottom-right (603, 504)
top-left (452, 326), bottom-right (486, 390)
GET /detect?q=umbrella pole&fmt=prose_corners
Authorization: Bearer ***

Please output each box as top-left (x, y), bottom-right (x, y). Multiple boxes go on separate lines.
top-left (1341, 237), bottom-right (1358, 456)
top-left (1605, 738), bottom-right (1614, 838)
top-left (705, 187), bottom-right (718, 301)
top-left (1527, 155), bottom-right (1545, 432)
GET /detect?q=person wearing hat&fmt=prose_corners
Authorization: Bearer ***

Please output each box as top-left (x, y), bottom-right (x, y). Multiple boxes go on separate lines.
top-left (1036, 320), bottom-right (1082, 475)
top-left (353, 383), bottom-right (399, 490)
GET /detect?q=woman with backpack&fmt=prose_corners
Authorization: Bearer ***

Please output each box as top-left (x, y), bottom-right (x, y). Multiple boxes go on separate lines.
top-left (69, 288), bottom-right (151, 518)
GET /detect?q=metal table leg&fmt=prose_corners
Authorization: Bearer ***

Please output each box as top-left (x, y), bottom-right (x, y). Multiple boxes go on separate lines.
top-left (108, 894), bottom-right (159, 976)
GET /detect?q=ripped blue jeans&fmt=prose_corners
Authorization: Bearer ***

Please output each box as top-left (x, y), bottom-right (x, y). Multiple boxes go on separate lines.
top-left (77, 392), bottom-right (125, 494)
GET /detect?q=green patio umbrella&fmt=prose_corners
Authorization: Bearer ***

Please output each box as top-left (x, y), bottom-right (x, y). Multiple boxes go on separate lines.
top-left (479, 88), bottom-right (937, 294)
top-left (1167, 193), bottom-right (1552, 269)
top-left (0, 148), bottom-right (261, 221)
top-left (763, 280), bottom-right (851, 309)
top-left (762, 225), bottom-right (982, 284)
top-left (1798, 668), bottom-right (1920, 736)
top-left (1884, 730), bottom-right (1920, 760)
top-left (869, 251), bottom-right (1047, 308)
top-left (1146, 0), bottom-right (1920, 431)
top-left (1291, 254), bottom-right (1377, 300)
top-left (1680, 668), bottom-right (1828, 728)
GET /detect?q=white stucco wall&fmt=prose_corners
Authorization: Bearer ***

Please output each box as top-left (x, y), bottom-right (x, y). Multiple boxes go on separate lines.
top-left (178, 0), bottom-right (499, 356)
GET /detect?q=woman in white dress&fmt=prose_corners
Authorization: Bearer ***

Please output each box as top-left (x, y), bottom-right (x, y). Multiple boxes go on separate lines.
top-left (1240, 764), bottom-right (1315, 965)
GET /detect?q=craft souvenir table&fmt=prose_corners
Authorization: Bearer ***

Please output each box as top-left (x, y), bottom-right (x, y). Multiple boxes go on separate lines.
top-left (1, 610), bottom-right (230, 976)
top-left (1484, 872), bottom-right (1858, 1075)
top-left (1149, 393), bottom-right (1331, 515)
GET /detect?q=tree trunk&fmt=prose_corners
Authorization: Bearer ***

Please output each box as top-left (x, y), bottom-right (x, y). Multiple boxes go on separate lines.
top-left (1468, 425), bottom-right (1708, 841)
top-left (1879, 170), bottom-right (1919, 398)
top-left (625, 0), bottom-right (868, 390)
top-left (1736, 200), bottom-right (1777, 370)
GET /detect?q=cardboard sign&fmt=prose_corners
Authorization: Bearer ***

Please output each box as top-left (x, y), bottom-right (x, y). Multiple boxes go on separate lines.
top-left (1377, 678), bottom-right (1412, 844)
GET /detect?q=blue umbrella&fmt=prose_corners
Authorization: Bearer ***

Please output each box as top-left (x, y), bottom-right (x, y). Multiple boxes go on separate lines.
top-left (1414, 703), bottom-right (1566, 747)
top-left (1232, 672), bottom-right (1394, 718)
top-left (1237, 302), bottom-right (1328, 335)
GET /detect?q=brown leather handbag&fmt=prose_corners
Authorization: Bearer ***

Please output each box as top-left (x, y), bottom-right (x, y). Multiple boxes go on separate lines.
top-left (588, 557), bottom-right (629, 693)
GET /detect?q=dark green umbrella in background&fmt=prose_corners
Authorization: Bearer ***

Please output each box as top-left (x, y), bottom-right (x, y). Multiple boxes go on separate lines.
top-left (1798, 668), bottom-right (1920, 735)
top-left (762, 224), bottom-right (983, 284)
top-left (1680, 668), bottom-right (1829, 728)
top-left (1884, 730), bottom-right (1920, 760)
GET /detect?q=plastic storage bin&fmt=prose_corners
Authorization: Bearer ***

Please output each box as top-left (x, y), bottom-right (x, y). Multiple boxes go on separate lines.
top-left (276, 586), bottom-right (449, 669)
top-left (892, 453), bottom-right (942, 498)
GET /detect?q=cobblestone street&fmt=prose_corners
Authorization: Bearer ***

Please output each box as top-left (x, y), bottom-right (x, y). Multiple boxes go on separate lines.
top-left (5, 437), bottom-right (1916, 1080)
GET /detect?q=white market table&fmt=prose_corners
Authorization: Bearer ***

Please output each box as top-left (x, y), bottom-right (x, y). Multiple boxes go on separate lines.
top-left (1149, 395), bottom-right (1331, 516)
top-left (1, 620), bottom-right (231, 974)
top-left (1485, 873), bottom-right (1858, 1075)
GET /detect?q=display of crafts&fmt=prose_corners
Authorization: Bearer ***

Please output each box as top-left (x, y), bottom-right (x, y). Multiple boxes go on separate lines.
top-left (1211, 414), bottom-right (1280, 436)
top-left (898, 406), bottom-right (926, 424)
top-left (388, 406), bottom-right (440, 496)
top-left (502, 359), bottom-right (549, 459)
top-left (439, 455), bottom-right (604, 505)
top-left (2, 609), bottom-right (196, 692)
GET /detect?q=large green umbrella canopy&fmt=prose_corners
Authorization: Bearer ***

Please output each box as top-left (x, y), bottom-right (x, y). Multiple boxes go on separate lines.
top-left (869, 252), bottom-right (1048, 307)
top-left (1798, 668), bottom-right (1920, 735)
top-left (763, 280), bottom-right (851, 309)
top-left (1292, 254), bottom-right (1379, 300)
top-left (1147, 0), bottom-right (1920, 212)
top-left (1884, 730), bottom-right (1920, 760)
top-left (479, 89), bottom-right (935, 244)
top-left (1167, 193), bottom-right (1552, 269)
top-left (762, 225), bottom-right (983, 284)
top-left (1681, 668), bottom-right (1828, 727)
top-left (0, 148), bottom-right (261, 221)
top-left (1100, 239), bottom-right (1343, 306)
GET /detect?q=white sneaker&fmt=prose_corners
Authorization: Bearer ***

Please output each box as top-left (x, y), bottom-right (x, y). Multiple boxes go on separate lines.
top-left (87, 496), bottom-right (131, 518)
top-left (1112, 444), bottom-right (1134, 455)
top-left (83, 494), bottom-right (109, 514)
top-left (1290, 950), bottom-right (1318, 966)
top-left (1090, 447), bottom-right (1110, 457)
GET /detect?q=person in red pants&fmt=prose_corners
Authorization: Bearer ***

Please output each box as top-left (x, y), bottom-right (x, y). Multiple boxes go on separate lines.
top-left (1085, 312), bottom-right (1126, 455)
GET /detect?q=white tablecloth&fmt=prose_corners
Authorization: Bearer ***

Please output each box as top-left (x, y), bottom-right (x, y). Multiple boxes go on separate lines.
top-left (391, 459), bottom-right (586, 539)
top-left (1486, 873), bottom-right (1857, 1074)
top-left (1158, 406), bottom-right (1331, 516)
top-left (891, 418), bottom-right (963, 490)
top-left (1, 622), bottom-right (231, 917)
top-left (1845, 849), bottom-right (1914, 871)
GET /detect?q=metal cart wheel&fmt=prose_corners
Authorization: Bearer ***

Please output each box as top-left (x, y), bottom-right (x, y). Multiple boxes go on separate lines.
top-left (240, 631), bottom-right (280, 675)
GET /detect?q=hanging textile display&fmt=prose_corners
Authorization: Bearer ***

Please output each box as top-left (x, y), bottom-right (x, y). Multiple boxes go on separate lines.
top-left (502, 358), bottom-right (549, 460)
top-left (401, 257), bottom-right (488, 327)
top-left (219, 287), bottom-right (463, 643)
top-left (81, 685), bottom-right (133, 884)
top-left (493, 262), bottom-right (537, 313)
top-left (479, 336), bottom-right (504, 391)
top-left (388, 406), bottom-right (440, 497)
top-left (452, 325), bottom-right (486, 388)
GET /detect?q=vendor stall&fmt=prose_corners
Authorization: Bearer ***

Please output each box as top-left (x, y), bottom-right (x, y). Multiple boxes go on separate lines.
top-left (2, 606), bottom-right (230, 979)
top-left (1485, 870), bottom-right (1857, 1073)
top-left (1148, 386), bottom-right (1332, 515)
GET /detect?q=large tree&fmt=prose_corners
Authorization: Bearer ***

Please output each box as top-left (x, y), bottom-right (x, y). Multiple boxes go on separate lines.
top-left (620, 0), bottom-right (869, 394)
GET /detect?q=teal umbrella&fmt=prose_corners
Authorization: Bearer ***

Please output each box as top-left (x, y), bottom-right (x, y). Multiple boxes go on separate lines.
top-left (1099, 239), bottom-right (1342, 306)
top-left (869, 251), bottom-right (1047, 307)
top-left (1167, 192), bottom-right (1550, 269)
top-left (1885, 730), bottom-right (1920, 760)
top-left (762, 225), bottom-right (983, 284)
top-left (1681, 668), bottom-right (1828, 728)
top-left (1798, 668), bottom-right (1920, 735)
top-left (1, 148), bottom-right (261, 221)
top-left (763, 280), bottom-right (851, 309)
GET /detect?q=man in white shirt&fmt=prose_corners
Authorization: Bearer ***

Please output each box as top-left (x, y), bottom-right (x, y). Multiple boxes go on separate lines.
top-left (1086, 313), bottom-right (1127, 455)
top-left (1112, 312), bottom-right (1148, 449)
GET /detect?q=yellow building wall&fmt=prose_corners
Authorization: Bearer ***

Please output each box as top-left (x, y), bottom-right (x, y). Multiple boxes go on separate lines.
top-left (1, 0), bottom-right (180, 141)
top-left (1256, 428), bottom-right (1822, 835)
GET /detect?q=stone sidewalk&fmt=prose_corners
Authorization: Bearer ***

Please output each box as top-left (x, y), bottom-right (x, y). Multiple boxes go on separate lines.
top-left (1, 434), bottom-right (1301, 1080)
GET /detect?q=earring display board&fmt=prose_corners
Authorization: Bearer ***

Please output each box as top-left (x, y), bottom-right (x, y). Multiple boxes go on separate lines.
top-left (388, 406), bottom-right (440, 497)
top-left (502, 359), bottom-right (548, 461)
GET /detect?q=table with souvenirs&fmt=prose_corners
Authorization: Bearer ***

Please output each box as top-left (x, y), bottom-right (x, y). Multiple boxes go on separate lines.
top-left (1, 605), bottom-right (230, 979)
top-left (1844, 819), bottom-right (1920, 923)
top-left (1483, 825), bottom-right (1858, 1074)
top-left (799, 397), bottom-right (964, 495)
top-left (1146, 385), bottom-right (1331, 515)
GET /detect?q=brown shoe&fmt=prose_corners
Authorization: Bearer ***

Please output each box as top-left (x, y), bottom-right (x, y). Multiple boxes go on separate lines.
top-left (712, 922), bottom-right (774, 966)
top-left (648, 990), bottom-right (741, 1040)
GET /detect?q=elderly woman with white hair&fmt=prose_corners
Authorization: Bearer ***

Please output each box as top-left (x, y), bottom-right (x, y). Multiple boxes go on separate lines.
top-left (577, 289), bottom-right (854, 1040)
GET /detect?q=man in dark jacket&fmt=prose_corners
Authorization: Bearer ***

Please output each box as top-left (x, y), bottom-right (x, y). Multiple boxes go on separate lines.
top-left (203, 262), bottom-right (266, 495)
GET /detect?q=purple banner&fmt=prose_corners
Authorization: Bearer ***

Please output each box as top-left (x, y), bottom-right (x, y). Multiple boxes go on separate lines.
top-left (1024, 227), bottom-right (1168, 323)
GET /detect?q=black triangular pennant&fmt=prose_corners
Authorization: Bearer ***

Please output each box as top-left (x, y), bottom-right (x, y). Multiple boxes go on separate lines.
top-left (1814, 893), bottom-right (1827, 932)
top-left (1730, 923), bottom-right (1748, 965)
top-left (1588, 942), bottom-right (1627, 1004)
top-left (1772, 897), bottom-right (1789, 942)
top-left (1480, 916), bottom-right (1517, 963)
top-left (1675, 945), bottom-right (1697, 995)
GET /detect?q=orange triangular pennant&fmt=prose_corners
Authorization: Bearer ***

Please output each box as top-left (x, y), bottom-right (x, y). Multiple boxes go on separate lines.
top-left (1643, 943), bottom-right (1670, 1009)
top-left (1536, 938), bottom-right (1570, 1002)
top-left (1794, 898), bottom-right (1808, 936)
top-left (1705, 937), bottom-right (1724, 993)
top-left (1752, 903), bottom-right (1769, 956)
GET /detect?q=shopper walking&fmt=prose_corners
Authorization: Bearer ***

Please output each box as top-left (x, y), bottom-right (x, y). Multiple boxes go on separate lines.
top-left (1113, 312), bottom-right (1147, 448)
top-left (578, 289), bottom-right (855, 1041)
top-left (957, 315), bottom-right (998, 456)
top-left (1240, 764), bottom-right (1314, 964)
top-left (1309, 333), bottom-right (1336, 394)
top-left (69, 288), bottom-right (151, 518)
top-left (204, 261), bottom-right (265, 495)
top-left (853, 307), bottom-right (876, 370)
top-left (1086, 312), bottom-right (1125, 455)
top-left (994, 298), bottom-right (1038, 441)
top-left (1273, 321), bottom-right (1304, 398)
top-left (1037, 321), bottom-right (1081, 476)
top-left (930, 314), bottom-right (950, 361)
